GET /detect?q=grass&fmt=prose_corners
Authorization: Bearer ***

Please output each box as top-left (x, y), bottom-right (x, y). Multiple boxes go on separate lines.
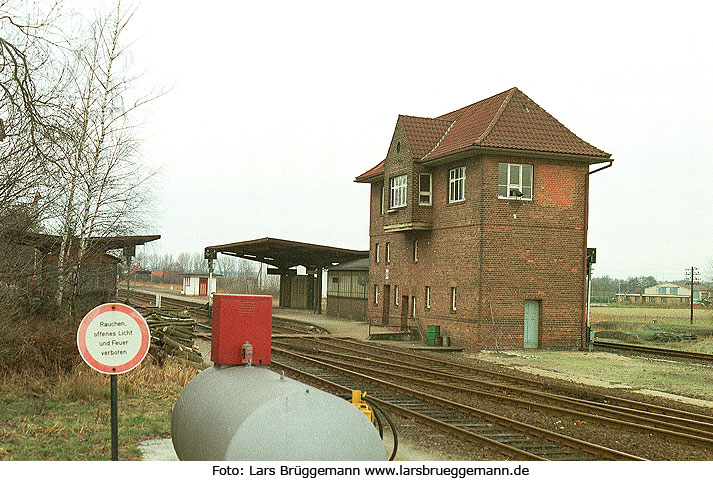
top-left (0, 358), bottom-right (197, 460)
top-left (590, 306), bottom-right (713, 327)
top-left (589, 305), bottom-right (713, 353)
top-left (478, 348), bottom-right (713, 402)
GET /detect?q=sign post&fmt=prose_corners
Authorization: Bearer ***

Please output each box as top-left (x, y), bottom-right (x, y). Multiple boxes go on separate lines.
top-left (77, 303), bottom-right (151, 460)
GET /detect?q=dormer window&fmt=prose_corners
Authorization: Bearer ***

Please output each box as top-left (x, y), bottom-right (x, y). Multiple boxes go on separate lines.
top-left (390, 175), bottom-right (407, 209)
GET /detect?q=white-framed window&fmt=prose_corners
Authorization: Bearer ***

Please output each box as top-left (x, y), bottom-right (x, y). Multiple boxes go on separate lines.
top-left (386, 242), bottom-right (390, 263)
top-left (374, 285), bottom-right (379, 305)
top-left (425, 286), bottom-right (431, 309)
top-left (498, 163), bottom-right (533, 200)
top-left (449, 166), bottom-right (465, 203)
top-left (419, 173), bottom-right (432, 206)
top-left (411, 296), bottom-right (416, 317)
top-left (413, 240), bottom-right (418, 262)
top-left (395, 286), bottom-right (399, 306)
top-left (390, 174), bottom-right (407, 209)
top-left (450, 287), bottom-right (457, 312)
top-left (375, 243), bottom-right (380, 263)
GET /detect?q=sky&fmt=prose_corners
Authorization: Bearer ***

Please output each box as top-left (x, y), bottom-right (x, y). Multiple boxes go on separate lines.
top-left (99, 0), bottom-right (713, 282)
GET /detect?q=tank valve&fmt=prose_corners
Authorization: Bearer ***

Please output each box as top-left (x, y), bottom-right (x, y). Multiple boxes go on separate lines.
top-left (241, 341), bottom-right (253, 365)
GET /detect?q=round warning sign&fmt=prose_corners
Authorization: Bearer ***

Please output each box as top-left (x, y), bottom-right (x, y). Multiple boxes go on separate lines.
top-left (77, 303), bottom-right (151, 374)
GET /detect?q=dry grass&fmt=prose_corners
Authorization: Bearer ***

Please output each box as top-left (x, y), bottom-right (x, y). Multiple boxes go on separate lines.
top-left (0, 358), bottom-right (198, 460)
top-left (0, 315), bottom-right (82, 376)
top-left (477, 349), bottom-right (713, 403)
top-left (590, 306), bottom-right (713, 327)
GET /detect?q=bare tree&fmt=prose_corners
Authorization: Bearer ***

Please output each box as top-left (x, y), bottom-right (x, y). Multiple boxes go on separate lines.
top-left (45, 1), bottom-right (162, 310)
top-left (1, 1), bottom-right (67, 317)
top-left (216, 254), bottom-right (238, 276)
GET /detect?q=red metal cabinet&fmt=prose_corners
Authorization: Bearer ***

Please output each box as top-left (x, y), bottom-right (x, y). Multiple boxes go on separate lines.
top-left (211, 294), bottom-right (272, 365)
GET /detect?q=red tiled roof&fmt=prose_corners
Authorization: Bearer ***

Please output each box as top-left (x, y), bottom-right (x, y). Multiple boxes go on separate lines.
top-left (354, 159), bottom-right (385, 182)
top-left (356, 87), bottom-right (611, 181)
top-left (400, 115), bottom-right (454, 159)
top-left (426, 89), bottom-right (512, 160)
top-left (426, 88), bottom-right (611, 161)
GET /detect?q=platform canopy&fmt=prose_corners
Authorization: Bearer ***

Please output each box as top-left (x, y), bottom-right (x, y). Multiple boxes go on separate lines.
top-left (206, 237), bottom-right (368, 270)
top-left (7, 232), bottom-right (161, 253)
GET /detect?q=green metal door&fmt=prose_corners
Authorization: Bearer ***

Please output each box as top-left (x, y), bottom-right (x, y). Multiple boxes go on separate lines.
top-left (524, 300), bottom-right (539, 348)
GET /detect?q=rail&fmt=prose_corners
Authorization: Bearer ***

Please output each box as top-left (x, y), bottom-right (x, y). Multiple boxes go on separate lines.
top-left (270, 347), bottom-right (644, 461)
top-left (593, 340), bottom-right (713, 363)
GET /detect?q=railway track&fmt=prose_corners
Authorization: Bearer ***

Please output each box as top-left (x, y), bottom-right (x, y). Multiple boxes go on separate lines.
top-left (304, 337), bottom-right (713, 425)
top-left (114, 289), bottom-right (712, 459)
top-left (117, 288), bottom-right (211, 324)
top-left (272, 336), bottom-right (713, 448)
top-left (270, 346), bottom-right (643, 461)
top-left (593, 340), bottom-right (713, 363)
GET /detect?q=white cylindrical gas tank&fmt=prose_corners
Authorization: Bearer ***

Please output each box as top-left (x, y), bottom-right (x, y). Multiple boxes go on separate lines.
top-left (171, 365), bottom-right (387, 461)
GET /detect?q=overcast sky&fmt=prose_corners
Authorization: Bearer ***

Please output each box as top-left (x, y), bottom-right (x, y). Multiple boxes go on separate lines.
top-left (110, 0), bottom-right (713, 281)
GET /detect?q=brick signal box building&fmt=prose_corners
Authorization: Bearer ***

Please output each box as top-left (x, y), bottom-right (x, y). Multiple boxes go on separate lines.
top-left (355, 87), bottom-right (612, 349)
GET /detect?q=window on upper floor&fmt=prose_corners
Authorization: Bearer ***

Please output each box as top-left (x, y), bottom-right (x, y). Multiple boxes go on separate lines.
top-left (390, 175), bottom-right (407, 209)
top-left (375, 243), bottom-right (380, 263)
top-left (374, 285), bottom-right (379, 305)
top-left (450, 287), bottom-right (457, 312)
top-left (386, 242), bottom-right (390, 263)
top-left (425, 286), bottom-right (431, 309)
top-left (395, 286), bottom-right (399, 306)
top-left (498, 163), bottom-right (533, 200)
top-left (413, 239), bottom-right (418, 262)
top-left (379, 184), bottom-right (385, 214)
top-left (449, 167), bottom-right (465, 203)
top-left (419, 173), bottom-right (432, 206)
top-left (670, 287), bottom-right (678, 295)
top-left (658, 287), bottom-right (666, 294)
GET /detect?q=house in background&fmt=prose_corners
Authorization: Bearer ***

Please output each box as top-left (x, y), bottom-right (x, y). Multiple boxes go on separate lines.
top-left (616, 282), bottom-right (712, 305)
top-left (129, 264), bottom-right (152, 281)
top-left (182, 273), bottom-right (218, 297)
top-left (355, 87), bottom-right (612, 349)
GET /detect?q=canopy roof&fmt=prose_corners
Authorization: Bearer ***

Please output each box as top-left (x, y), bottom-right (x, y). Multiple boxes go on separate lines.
top-left (7, 232), bottom-right (160, 253)
top-left (206, 237), bottom-right (368, 270)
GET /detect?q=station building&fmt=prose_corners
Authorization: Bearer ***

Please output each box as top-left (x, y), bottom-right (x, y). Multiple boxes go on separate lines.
top-left (355, 87), bottom-right (612, 349)
top-left (205, 238), bottom-right (368, 314)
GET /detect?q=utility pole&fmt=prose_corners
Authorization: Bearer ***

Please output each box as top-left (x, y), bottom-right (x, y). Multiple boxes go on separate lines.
top-left (685, 266), bottom-right (700, 325)
top-left (123, 246), bottom-right (135, 305)
top-left (205, 248), bottom-right (217, 312)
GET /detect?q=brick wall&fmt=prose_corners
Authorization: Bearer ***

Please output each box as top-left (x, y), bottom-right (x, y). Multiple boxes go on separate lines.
top-left (366, 151), bottom-right (589, 350)
top-left (326, 296), bottom-right (367, 321)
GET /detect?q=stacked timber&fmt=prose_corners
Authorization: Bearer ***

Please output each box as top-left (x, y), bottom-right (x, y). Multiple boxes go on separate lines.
top-left (139, 307), bottom-right (205, 368)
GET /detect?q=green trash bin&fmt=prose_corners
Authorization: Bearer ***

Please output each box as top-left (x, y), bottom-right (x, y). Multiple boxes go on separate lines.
top-left (426, 325), bottom-right (440, 346)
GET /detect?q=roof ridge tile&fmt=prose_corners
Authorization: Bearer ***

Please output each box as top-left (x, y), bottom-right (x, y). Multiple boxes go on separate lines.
top-left (474, 87), bottom-right (517, 145)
